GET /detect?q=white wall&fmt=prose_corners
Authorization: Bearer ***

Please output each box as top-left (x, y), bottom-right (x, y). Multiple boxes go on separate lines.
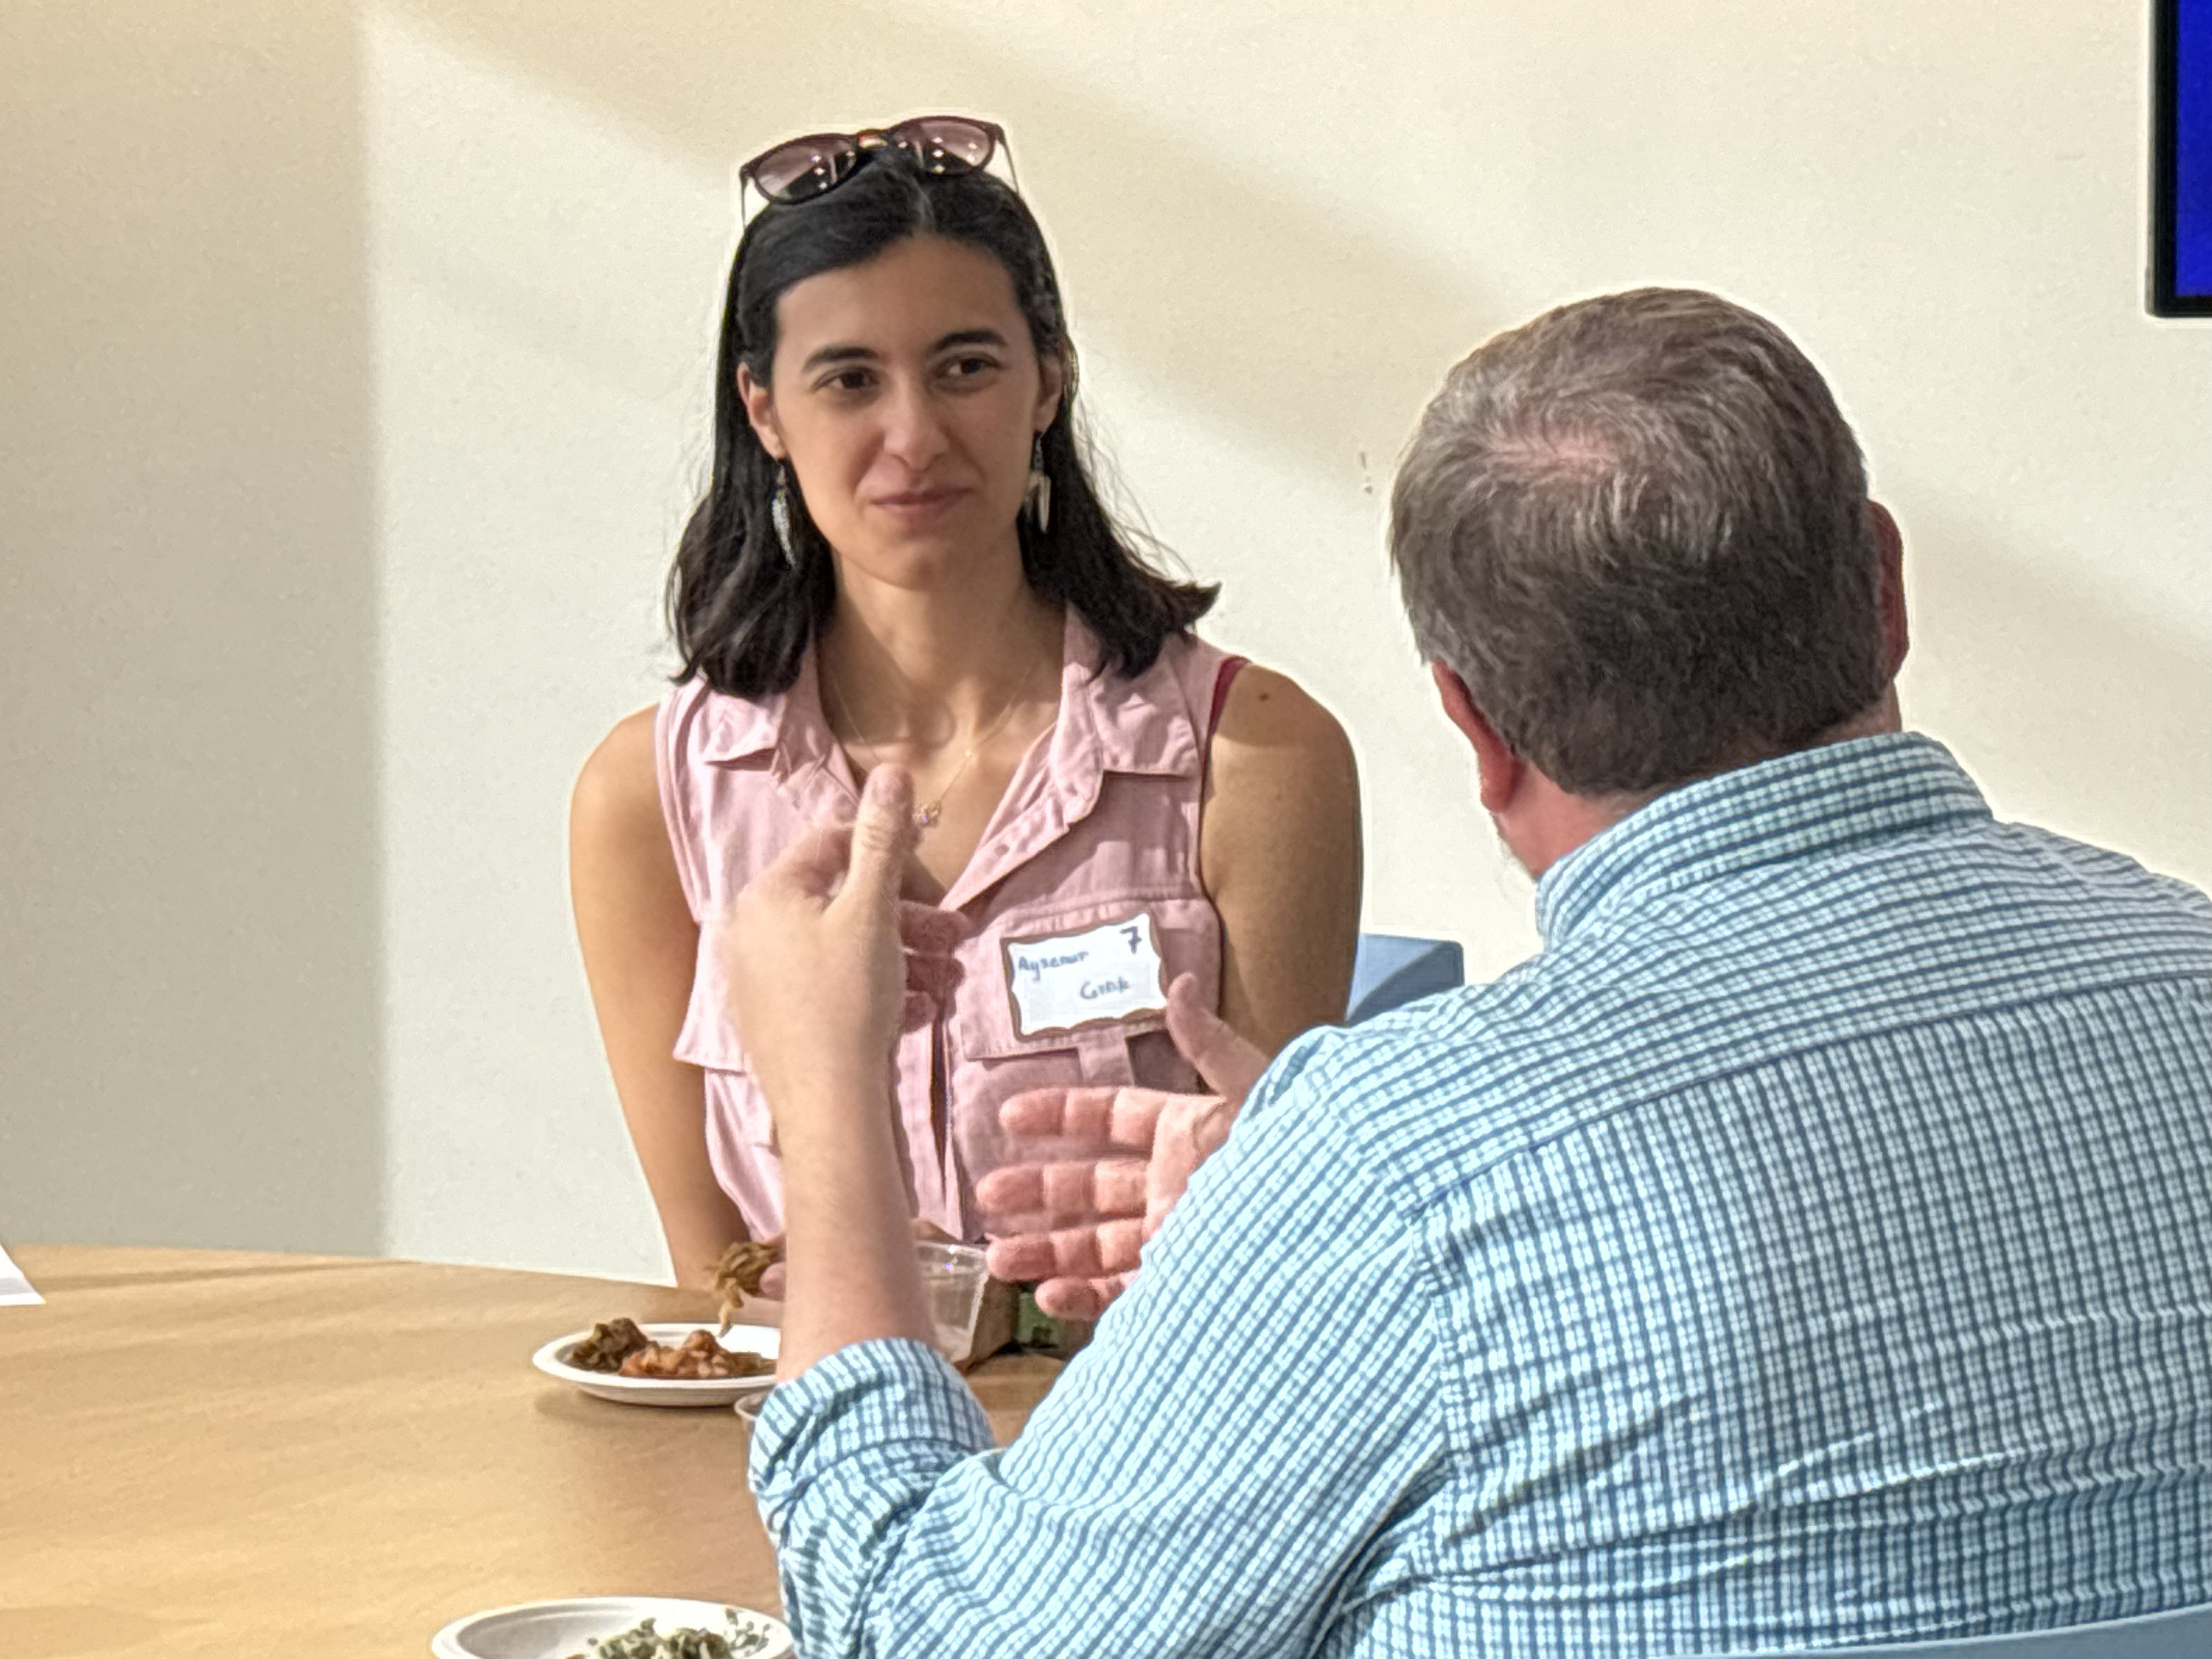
top-left (5, 1), bottom-right (2208, 1280)
top-left (1, 3), bottom-right (387, 1255)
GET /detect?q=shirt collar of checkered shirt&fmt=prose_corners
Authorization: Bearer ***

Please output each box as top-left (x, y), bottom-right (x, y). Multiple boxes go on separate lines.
top-left (1533, 731), bottom-right (1993, 948)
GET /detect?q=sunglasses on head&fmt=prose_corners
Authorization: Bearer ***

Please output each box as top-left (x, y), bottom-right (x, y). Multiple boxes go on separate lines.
top-left (737, 115), bottom-right (1014, 215)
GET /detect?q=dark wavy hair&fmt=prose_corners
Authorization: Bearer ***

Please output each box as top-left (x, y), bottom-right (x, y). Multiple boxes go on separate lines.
top-left (668, 150), bottom-right (1215, 697)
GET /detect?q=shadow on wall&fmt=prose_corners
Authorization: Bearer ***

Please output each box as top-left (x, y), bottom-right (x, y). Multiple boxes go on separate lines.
top-left (387, 0), bottom-right (1503, 484)
top-left (0, 2), bottom-right (384, 1251)
top-left (1900, 499), bottom-right (2212, 895)
top-left (9, 0), bottom-right (2205, 1272)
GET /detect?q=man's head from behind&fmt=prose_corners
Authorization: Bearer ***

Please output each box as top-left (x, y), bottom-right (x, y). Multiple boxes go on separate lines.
top-left (1391, 289), bottom-right (1905, 870)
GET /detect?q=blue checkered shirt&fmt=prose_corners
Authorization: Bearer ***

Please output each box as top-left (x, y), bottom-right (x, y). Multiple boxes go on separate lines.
top-left (751, 734), bottom-right (2212, 1656)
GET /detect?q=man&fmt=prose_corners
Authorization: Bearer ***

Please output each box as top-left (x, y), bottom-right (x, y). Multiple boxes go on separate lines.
top-left (724, 289), bottom-right (2212, 1656)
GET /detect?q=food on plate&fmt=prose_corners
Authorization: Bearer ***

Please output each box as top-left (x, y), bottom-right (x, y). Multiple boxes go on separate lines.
top-left (617, 1329), bottom-right (772, 1381)
top-left (710, 1239), bottom-right (785, 1331)
top-left (568, 1317), bottom-right (651, 1372)
top-left (567, 1610), bottom-right (774, 1658)
top-left (566, 1320), bottom-right (774, 1380)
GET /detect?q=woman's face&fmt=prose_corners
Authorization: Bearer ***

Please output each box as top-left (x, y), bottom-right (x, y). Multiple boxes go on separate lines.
top-left (739, 234), bottom-right (1063, 591)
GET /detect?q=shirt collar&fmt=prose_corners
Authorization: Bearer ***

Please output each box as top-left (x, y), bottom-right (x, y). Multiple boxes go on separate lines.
top-left (1533, 732), bottom-right (1994, 947)
top-left (1049, 610), bottom-right (1203, 783)
top-left (692, 609), bottom-right (1200, 781)
top-left (691, 652), bottom-right (829, 772)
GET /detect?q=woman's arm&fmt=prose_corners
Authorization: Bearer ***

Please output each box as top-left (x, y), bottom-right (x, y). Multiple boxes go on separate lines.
top-left (569, 707), bottom-right (749, 1289)
top-left (1199, 665), bottom-right (1363, 1053)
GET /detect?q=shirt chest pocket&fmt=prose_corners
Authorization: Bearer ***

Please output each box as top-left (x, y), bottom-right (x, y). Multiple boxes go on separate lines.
top-left (949, 894), bottom-right (1223, 1091)
top-left (672, 930), bottom-right (777, 1150)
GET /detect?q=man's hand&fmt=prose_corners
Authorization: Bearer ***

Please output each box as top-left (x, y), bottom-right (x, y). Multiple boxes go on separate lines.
top-left (977, 974), bottom-right (1269, 1319)
top-left (723, 766), bottom-right (967, 1119)
top-left (725, 766), bottom-right (966, 1378)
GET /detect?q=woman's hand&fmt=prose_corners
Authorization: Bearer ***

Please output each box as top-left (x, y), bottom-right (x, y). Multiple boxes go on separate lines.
top-left (723, 766), bottom-right (965, 1118)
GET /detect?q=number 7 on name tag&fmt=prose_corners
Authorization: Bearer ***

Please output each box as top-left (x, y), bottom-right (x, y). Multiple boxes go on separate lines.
top-left (1003, 913), bottom-right (1168, 1039)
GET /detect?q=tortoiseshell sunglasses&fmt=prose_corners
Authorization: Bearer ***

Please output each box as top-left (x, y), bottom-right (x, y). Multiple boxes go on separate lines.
top-left (736, 115), bottom-right (1014, 217)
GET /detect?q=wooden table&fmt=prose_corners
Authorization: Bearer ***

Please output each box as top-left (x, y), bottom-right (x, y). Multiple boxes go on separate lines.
top-left (0, 1246), bottom-right (1062, 1658)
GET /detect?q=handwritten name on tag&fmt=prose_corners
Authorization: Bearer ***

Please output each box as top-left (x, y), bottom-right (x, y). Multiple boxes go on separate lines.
top-left (1005, 913), bottom-right (1167, 1038)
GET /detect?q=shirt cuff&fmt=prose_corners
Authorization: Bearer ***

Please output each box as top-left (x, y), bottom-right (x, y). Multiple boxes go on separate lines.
top-left (748, 1337), bottom-right (993, 1535)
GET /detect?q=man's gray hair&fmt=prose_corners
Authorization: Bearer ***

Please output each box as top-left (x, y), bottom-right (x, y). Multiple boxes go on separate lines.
top-left (1389, 289), bottom-right (1887, 798)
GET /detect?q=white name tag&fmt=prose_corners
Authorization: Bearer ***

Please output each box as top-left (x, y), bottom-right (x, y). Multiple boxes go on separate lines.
top-left (1004, 913), bottom-right (1168, 1039)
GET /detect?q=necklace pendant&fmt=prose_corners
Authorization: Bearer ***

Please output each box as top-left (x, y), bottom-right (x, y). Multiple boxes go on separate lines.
top-left (913, 802), bottom-right (941, 830)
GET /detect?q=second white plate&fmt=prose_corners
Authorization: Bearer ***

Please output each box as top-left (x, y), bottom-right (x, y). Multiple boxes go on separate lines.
top-left (431, 1595), bottom-right (791, 1658)
top-left (532, 1322), bottom-right (780, 1408)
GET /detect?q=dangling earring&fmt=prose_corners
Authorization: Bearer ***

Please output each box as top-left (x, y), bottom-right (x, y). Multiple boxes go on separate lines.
top-left (770, 462), bottom-right (794, 566)
top-left (1023, 435), bottom-right (1052, 535)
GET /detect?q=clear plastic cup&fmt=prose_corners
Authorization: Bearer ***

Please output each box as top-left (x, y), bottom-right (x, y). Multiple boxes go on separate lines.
top-left (915, 1241), bottom-right (989, 1364)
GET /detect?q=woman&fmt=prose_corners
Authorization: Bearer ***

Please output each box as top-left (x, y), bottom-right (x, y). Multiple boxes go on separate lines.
top-left (569, 116), bottom-right (1361, 1296)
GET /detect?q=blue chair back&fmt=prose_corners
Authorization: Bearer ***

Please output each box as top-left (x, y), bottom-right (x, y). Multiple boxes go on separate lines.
top-left (1728, 1603), bottom-right (2212, 1658)
top-left (1345, 933), bottom-right (1463, 1024)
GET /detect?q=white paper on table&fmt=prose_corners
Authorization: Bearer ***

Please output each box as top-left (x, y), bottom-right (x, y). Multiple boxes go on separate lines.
top-left (0, 1244), bottom-right (43, 1307)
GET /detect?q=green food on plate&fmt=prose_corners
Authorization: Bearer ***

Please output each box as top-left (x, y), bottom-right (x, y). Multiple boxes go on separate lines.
top-left (567, 1609), bottom-right (772, 1658)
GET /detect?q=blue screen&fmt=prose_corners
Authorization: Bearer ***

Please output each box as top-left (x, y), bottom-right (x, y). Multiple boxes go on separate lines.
top-left (2179, 0), bottom-right (2212, 298)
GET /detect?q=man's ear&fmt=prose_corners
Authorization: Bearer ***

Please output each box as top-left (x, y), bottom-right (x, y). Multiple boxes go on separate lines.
top-left (1431, 661), bottom-right (1521, 815)
top-left (1869, 500), bottom-right (1909, 679)
top-left (737, 364), bottom-right (786, 460)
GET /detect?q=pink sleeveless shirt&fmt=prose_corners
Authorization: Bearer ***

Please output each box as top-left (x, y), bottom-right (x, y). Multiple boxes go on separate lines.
top-left (654, 613), bottom-right (1231, 1244)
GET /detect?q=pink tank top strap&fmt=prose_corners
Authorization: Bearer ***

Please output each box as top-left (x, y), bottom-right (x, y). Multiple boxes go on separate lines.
top-left (1208, 654), bottom-right (1249, 737)
top-left (1200, 653), bottom-right (1248, 799)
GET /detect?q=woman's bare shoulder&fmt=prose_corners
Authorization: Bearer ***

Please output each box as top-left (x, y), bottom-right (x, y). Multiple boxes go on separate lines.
top-left (572, 706), bottom-right (663, 840)
top-left (1199, 659), bottom-right (1363, 1042)
top-left (1203, 661), bottom-right (1361, 889)
top-left (1210, 663), bottom-right (1357, 778)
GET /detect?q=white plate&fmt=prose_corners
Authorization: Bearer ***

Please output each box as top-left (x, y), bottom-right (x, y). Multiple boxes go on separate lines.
top-left (532, 1322), bottom-right (780, 1408)
top-left (431, 1596), bottom-right (791, 1659)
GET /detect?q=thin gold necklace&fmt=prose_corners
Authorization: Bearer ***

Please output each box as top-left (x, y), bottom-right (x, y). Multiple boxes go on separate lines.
top-left (823, 660), bottom-right (1036, 832)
